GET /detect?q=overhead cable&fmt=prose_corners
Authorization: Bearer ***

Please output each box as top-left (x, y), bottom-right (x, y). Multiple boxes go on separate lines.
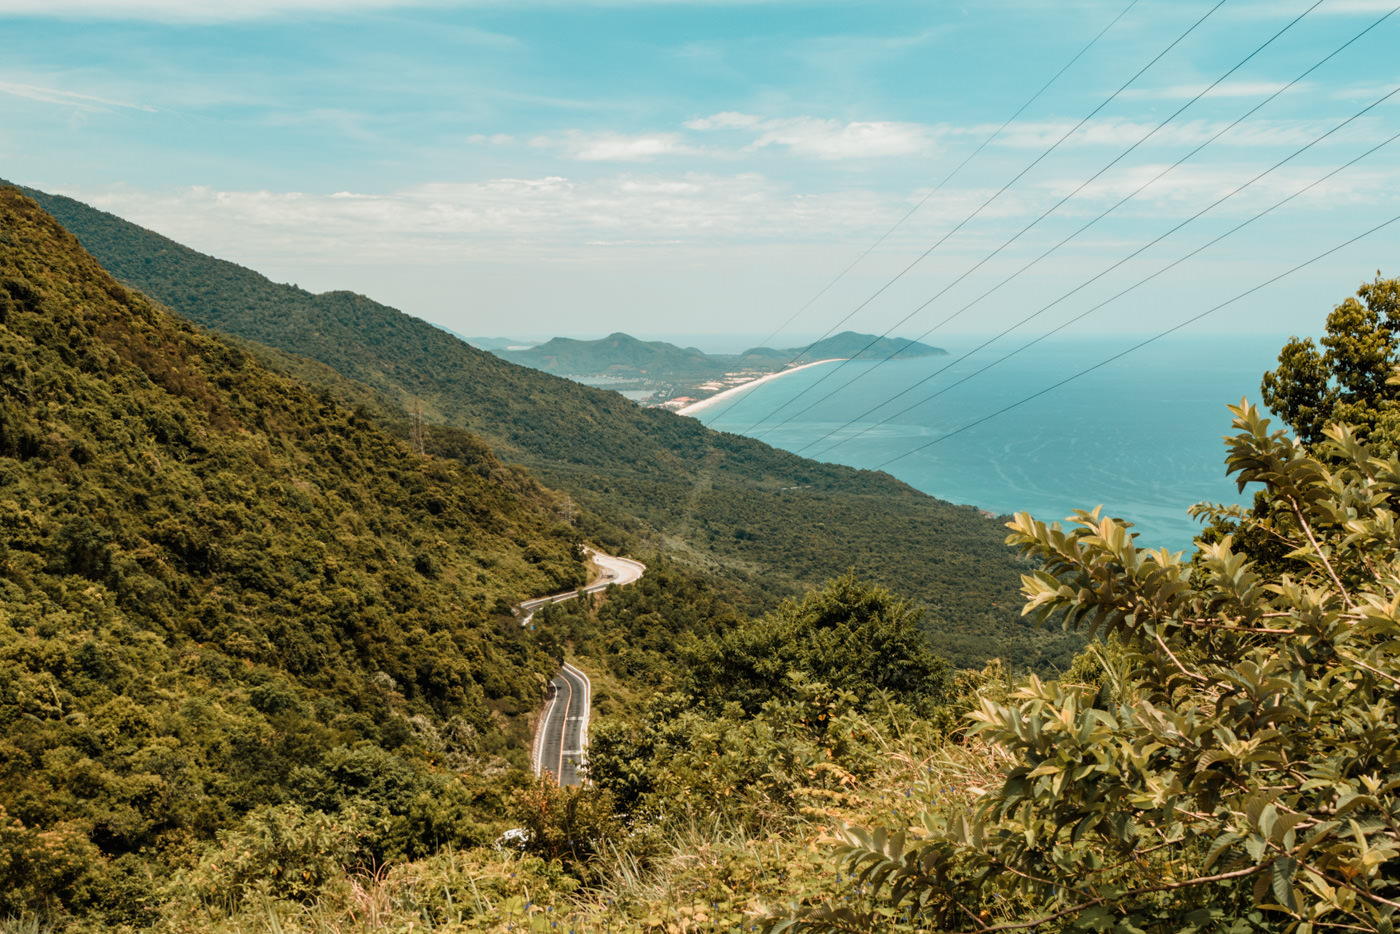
top-left (701, 0), bottom-right (1143, 424)
top-left (729, 0), bottom-right (1231, 435)
top-left (762, 1), bottom-right (1398, 440)
top-left (743, 0), bottom-right (1331, 437)
top-left (811, 119), bottom-right (1400, 459)
top-left (870, 211), bottom-right (1400, 470)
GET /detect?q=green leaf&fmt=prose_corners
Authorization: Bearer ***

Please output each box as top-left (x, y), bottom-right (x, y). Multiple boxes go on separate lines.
top-left (1271, 856), bottom-right (1298, 913)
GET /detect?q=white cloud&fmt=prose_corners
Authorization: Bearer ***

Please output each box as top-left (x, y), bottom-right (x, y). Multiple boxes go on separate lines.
top-left (0, 0), bottom-right (454, 21)
top-left (683, 112), bottom-right (762, 131)
top-left (750, 118), bottom-right (933, 160)
top-left (1332, 83), bottom-right (1400, 101)
top-left (1034, 161), bottom-right (1400, 218)
top-left (1315, 0), bottom-right (1400, 12)
top-left (0, 79), bottom-right (155, 112)
top-left (63, 173), bottom-right (909, 270)
top-left (687, 112), bottom-right (935, 160)
top-left (0, 0), bottom-right (812, 20)
top-left (976, 118), bottom-right (1345, 150)
top-left (531, 131), bottom-right (699, 162)
top-left (1119, 81), bottom-right (1300, 102)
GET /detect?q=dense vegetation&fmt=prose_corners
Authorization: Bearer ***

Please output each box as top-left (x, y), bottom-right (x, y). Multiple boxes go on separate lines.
top-left (5, 173), bottom-right (1397, 934)
top-left (1262, 274), bottom-right (1400, 452)
top-left (779, 276), bottom-right (1400, 933)
top-left (11, 182), bottom-right (1070, 671)
top-left (0, 189), bottom-right (592, 919)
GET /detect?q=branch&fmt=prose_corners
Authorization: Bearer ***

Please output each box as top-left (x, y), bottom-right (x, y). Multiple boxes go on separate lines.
top-left (1153, 629), bottom-right (1209, 683)
top-left (1336, 652), bottom-right (1400, 690)
top-left (946, 863), bottom-right (1267, 934)
top-left (1287, 494), bottom-right (1355, 610)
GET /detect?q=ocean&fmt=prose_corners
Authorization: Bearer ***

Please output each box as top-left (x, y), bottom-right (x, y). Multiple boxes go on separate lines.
top-left (691, 334), bottom-right (1290, 553)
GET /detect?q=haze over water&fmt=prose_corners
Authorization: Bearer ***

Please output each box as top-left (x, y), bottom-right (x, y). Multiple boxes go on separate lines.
top-left (694, 334), bottom-right (1289, 553)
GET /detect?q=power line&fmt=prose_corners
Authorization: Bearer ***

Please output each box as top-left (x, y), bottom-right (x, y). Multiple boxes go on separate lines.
top-left (729, 0), bottom-right (1231, 435)
top-left (791, 34), bottom-right (1400, 457)
top-left (767, 2), bottom-right (1399, 443)
top-left (870, 211), bottom-right (1400, 470)
top-left (744, 0), bottom-right (1332, 438)
top-left (701, 0), bottom-right (1143, 424)
top-left (811, 121), bottom-right (1400, 460)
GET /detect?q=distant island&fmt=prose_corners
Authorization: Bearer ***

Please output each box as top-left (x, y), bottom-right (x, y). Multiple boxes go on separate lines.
top-left (480, 330), bottom-right (946, 408)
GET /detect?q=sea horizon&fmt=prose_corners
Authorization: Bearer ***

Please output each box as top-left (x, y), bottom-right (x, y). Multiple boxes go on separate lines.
top-left (690, 332), bottom-right (1292, 553)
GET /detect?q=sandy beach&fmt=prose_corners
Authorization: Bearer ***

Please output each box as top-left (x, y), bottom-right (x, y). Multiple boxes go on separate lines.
top-left (677, 358), bottom-right (844, 416)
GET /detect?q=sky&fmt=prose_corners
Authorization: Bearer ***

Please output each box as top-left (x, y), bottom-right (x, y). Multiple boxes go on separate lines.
top-left (1, 0), bottom-right (1397, 350)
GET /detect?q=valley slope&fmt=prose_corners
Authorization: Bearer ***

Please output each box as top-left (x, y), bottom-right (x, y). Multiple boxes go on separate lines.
top-left (11, 183), bottom-right (1080, 670)
top-left (0, 189), bottom-right (597, 916)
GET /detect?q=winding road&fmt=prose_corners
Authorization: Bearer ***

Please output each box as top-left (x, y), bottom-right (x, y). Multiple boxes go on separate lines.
top-left (517, 549), bottom-right (646, 626)
top-left (521, 548), bottom-right (645, 786)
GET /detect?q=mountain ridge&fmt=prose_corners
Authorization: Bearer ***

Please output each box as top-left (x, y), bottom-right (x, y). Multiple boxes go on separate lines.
top-left (490, 329), bottom-right (944, 404)
top-left (8, 180), bottom-right (1082, 671)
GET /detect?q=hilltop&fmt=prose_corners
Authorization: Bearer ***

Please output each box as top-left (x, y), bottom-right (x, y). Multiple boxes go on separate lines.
top-left (498, 332), bottom-right (714, 378)
top-left (738, 330), bottom-right (946, 363)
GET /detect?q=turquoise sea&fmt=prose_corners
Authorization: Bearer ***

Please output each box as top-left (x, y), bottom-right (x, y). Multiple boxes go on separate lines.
top-left (692, 334), bottom-right (1291, 553)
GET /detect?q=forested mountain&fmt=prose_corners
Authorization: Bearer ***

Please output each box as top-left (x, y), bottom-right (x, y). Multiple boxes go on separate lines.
top-left (737, 330), bottom-right (946, 363)
top-left (14, 182), bottom-right (1076, 670)
top-left (494, 330), bottom-right (944, 379)
top-left (498, 332), bottom-right (715, 379)
top-left (0, 189), bottom-right (589, 915)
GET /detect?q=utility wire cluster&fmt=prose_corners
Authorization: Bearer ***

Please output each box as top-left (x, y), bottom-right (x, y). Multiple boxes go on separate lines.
top-left (699, 0), bottom-right (1400, 473)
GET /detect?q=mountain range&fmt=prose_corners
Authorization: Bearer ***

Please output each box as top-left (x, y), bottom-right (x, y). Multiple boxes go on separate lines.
top-left (11, 181), bottom-right (1077, 672)
top-left (489, 330), bottom-right (945, 404)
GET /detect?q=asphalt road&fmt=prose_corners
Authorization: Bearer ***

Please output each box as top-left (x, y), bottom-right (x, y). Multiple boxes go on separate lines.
top-left (517, 548), bottom-right (646, 626)
top-left (524, 549), bottom-right (645, 786)
top-left (533, 662), bottom-right (591, 787)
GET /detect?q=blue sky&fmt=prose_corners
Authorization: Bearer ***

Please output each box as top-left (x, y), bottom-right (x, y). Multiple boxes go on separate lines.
top-left (1, 0), bottom-right (1397, 349)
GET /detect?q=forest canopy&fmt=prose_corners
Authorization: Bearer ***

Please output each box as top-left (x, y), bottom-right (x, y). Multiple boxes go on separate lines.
top-left (9, 181), bottom-right (1072, 672)
top-left (0, 188), bottom-right (588, 919)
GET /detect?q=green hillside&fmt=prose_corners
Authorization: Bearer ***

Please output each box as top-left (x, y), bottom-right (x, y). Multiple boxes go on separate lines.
top-left (0, 189), bottom-right (593, 916)
top-left (10, 183), bottom-right (1078, 671)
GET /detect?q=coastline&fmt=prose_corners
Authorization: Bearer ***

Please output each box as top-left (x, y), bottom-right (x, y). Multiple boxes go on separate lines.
top-left (677, 358), bottom-right (845, 416)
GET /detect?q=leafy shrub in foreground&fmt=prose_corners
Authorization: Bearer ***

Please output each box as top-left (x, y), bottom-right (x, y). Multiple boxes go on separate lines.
top-left (782, 403), bottom-right (1400, 932)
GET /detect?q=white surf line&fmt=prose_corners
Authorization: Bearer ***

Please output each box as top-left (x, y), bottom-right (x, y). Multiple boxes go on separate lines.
top-left (676, 359), bottom-right (845, 416)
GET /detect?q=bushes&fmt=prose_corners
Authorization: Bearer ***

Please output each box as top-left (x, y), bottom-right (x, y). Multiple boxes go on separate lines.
top-left (687, 574), bottom-right (951, 717)
top-left (589, 577), bottom-right (953, 833)
top-left (507, 779), bottom-right (625, 881)
top-left (784, 404), bottom-right (1400, 932)
top-left (181, 804), bottom-right (374, 909)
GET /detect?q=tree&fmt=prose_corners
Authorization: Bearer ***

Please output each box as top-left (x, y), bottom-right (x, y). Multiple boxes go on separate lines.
top-left (1262, 274), bottom-right (1400, 450)
top-left (780, 404), bottom-right (1400, 933)
top-left (688, 573), bottom-right (951, 716)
